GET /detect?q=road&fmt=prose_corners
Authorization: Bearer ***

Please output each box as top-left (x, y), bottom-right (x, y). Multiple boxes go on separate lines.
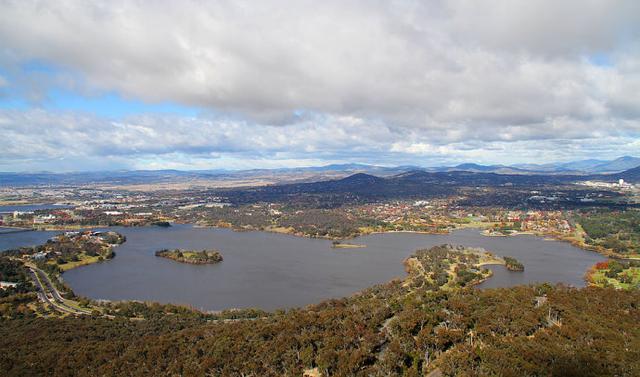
top-left (27, 265), bottom-right (92, 316)
top-left (24, 262), bottom-right (259, 320)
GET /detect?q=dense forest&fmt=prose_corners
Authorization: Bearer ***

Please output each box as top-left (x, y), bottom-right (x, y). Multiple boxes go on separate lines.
top-left (0, 258), bottom-right (33, 298)
top-left (0, 285), bottom-right (637, 376)
top-left (577, 210), bottom-right (640, 255)
top-left (0, 245), bottom-right (638, 376)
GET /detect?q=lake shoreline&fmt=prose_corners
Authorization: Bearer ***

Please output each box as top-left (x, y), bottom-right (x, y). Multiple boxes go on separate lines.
top-left (2, 223), bottom-right (605, 312)
top-left (141, 222), bottom-right (636, 260)
top-left (4, 221), bottom-right (626, 260)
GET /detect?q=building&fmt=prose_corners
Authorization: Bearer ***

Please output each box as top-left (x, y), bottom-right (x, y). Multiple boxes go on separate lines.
top-left (0, 281), bottom-right (19, 289)
top-left (33, 214), bottom-right (56, 224)
top-left (32, 252), bottom-right (47, 260)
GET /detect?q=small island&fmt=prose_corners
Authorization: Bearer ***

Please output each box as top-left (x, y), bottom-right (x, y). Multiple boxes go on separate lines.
top-left (504, 256), bottom-right (525, 271)
top-left (331, 240), bottom-right (366, 249)
top-left (155, 249), bottom-right (223, 264)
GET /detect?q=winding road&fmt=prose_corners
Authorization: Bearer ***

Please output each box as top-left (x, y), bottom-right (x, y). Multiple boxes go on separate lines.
top-left (27, 264), bottom-right (92, 316)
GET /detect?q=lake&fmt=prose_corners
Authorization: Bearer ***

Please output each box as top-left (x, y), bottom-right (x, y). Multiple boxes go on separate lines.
top-left (0, 204), bottom-right (72, 213)
top-left (0, 228), bottom-right (57, 249)
top-left (1, 224), bottom-right (605, 311)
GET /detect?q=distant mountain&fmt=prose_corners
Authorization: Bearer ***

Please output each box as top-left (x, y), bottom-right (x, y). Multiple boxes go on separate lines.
top-left (452, 163), bottom-right (502, 172)
top-left (613, 166), bottom-right (640, 182)
top-left (222, 165), bottom-right (640, 206)
top-left (510, 162), bottom-right (561, 172)
top-left (0, 164), bottom-right (411, 187)
top-left (0, 170), bottom-right (226, 187)
top-left (239, 163), bottom-right (410, 177)
top-left (556, 159), bottom-right (610, 172)
top-left (423, 162), bottom-right (578, 175)
top-left (1, 156), bottom-right (638, 187)
top-left (222, 170), bottom-right (582, 204)
top-left (447, 163), bottom-right (537, 174)
top-left (590, 156), bottom-right (640, 173)
top-left (512, 156), bottom-right (640, 174)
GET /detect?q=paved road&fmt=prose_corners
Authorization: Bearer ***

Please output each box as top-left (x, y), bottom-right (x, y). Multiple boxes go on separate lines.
top-left (24, 261), bottom-right (262, 320)
top-left (27, 265), bottom-right (92, 316)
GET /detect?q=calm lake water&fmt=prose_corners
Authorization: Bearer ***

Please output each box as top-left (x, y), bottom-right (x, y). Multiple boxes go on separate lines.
top-left (1, 224), bottom-right (605, 311)
top-left (0, 204), bottom-right (71, 212)
top-left (0, 228), bottom-right (57, 249)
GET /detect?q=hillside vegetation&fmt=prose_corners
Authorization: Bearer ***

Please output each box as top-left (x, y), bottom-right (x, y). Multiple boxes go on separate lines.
top-left (577, 210), bottom-right (640, 256)
top-left (155, 249), bottom-right (223, 264)
top-left (0, 245), bottom-right (638, 376)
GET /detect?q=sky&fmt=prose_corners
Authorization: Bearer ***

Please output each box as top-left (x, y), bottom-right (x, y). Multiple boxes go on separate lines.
top-left (1, 1), bottom-right (640, 172)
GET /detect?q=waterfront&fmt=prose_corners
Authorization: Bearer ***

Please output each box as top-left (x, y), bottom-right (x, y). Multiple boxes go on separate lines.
top-left (0, 204), bottom-right (71, 212)
top-left (0, 227), bottom-right (57, 249)
top-left (1, 224), bottom-right (605, 311)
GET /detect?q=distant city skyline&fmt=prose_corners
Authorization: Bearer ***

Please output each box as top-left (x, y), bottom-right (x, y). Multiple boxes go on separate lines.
top-left (1, 1), bottom-right (640, 172)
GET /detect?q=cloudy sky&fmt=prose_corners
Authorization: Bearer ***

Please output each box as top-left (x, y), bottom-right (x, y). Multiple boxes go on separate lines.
top-left (1, 0), bottom-right (640, 172)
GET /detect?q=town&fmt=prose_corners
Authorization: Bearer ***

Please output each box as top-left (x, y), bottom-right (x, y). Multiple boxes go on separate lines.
top-left (2, 174), bottom-right (638, 258)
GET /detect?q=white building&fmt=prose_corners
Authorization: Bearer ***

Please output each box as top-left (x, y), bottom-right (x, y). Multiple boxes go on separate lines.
top-left (33, 214), bottom-right (56, 224)
top-left (0, 281), bottom-right (19, 289)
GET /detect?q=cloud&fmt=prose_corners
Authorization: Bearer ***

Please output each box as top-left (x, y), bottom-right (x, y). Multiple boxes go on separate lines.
top-left (1, 108), bottom-right (639, 171)
top-left (0, 1), bottom-right (639, 170)
top-left (1, 2), bottom-right (639, 118)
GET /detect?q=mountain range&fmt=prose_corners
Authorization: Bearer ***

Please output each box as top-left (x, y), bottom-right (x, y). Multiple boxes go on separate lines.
top-left (511, 156), bottom-right (640, 173)
top-left (217, 166), bottom-right (640, 206)
top-left (0, 157), bottom-right (638, 187)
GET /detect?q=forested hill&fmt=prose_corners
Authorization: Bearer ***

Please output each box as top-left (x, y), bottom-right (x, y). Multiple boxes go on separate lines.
top-left (2, 161), bottom-right (637, 188)
top-left (1, 245), bottom-right (638, 375)
top-left (1, 283), bottom-right (637, 375)
top-left (221, 167), bottom-right (640, 204)
top-left (615, 165), bottom-right (640, 182)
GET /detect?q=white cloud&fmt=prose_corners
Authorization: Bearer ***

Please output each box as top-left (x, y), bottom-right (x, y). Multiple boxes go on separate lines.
top-left (1, 108), bottom-right (639, 171)
top-left (0, 1), bottom-right (639, 170)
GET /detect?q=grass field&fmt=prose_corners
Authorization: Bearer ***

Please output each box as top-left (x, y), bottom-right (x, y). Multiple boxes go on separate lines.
top-left (589, 261), bottom-right (640, 289)
top-left (48, 253), bottom-right (104, 272)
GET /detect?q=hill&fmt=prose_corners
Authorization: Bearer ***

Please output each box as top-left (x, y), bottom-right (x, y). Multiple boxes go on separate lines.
top-left (592, 156), bottom-right (640, 173)
top-left (512, 156), bottom-right (640, 174)
top-left (1, 156), bottom-right (638, 188)
top-left (616, 166), bottom-right (640, 182)
top-left (0, 165), bottom-right (410, 188)
top-left (220, 166), bottom-right (640, 207)
top-left (220, 170), bottom-right (586, 206)
top-left (0, 267), bottom-right (637, 376)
